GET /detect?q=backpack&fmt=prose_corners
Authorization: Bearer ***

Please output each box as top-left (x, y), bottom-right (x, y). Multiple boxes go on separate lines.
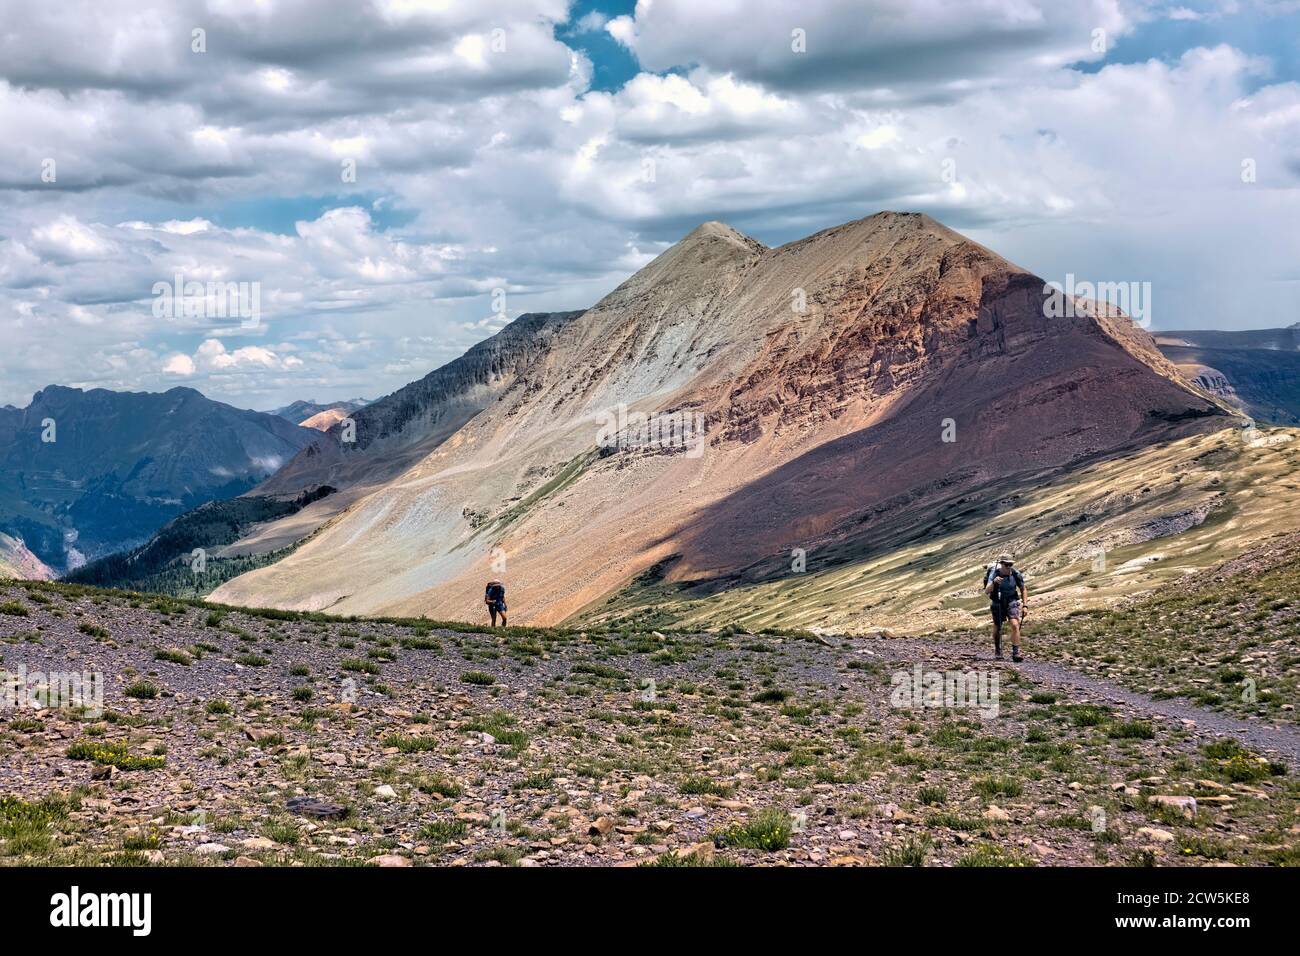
top-left (983, 565), bottom-right (1023, 603)
top-left (485, 582), bottom-right (505, 603)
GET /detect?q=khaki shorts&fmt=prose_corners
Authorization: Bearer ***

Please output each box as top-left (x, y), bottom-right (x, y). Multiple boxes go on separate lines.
top-left (991, 600), bottom-right (1022, 626)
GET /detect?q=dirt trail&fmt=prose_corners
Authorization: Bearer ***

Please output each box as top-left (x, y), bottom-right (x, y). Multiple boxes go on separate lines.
top-left (875, 637), bottom-right (1300, 766)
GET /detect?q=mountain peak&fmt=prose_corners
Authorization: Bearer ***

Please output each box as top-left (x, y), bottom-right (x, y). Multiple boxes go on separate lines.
top-left (210, 209), bottom-right (1223, 626)
top-left (684, 220), bottom-right (742, 238)
top-left (677, 220), bottom-right (766, 253)
top-left (869, 209), bottom-right (925, 220)
top-left (851, 209), bottom-right (950, 236)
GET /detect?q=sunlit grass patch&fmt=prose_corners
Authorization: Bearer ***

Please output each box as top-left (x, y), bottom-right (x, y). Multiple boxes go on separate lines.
top-left (66, 740), bottom-right (165, 770)
top-left (712, 807), bottom-right (792, 851)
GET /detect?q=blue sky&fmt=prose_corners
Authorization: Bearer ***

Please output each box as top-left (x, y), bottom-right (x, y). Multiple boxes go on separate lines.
top-left (562, 0), bottom-right (640, 91)
top-left (195, 194), bottom-right (416, 236)
top-left (1, 0), bottom-right (1298, 410)
top-left (1079, 4), bottom-right (1300, 84)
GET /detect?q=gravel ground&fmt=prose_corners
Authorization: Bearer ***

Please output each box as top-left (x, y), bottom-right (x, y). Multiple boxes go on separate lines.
top-left (1, 582), bottom-right (1297, 867)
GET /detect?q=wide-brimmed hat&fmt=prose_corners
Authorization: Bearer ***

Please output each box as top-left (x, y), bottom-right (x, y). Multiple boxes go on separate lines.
top-left (997, 553), bottom-right (1014, 565)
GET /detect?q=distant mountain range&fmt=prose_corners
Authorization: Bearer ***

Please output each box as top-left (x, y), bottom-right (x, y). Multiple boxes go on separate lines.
top-left (0, 385), bottom-right (317, 574)
top-left (1155, 328), bottom-right (1300, 425)
top-left (268, 398), bottom-right (369, 430)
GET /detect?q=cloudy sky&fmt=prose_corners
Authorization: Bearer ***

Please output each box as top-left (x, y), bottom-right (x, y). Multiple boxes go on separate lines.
top-left (1, 0), bottom-right (1298, 410)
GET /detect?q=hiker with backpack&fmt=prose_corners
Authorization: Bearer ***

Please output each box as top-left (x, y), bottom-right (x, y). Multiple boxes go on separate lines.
top-left (484, 580), bottom-right (507, 628)
top-left (984, 553), bottom-right (1027, 662)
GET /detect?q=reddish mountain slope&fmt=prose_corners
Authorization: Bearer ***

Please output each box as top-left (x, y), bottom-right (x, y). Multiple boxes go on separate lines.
top-left (211, 213), bottom-right (1224, 623)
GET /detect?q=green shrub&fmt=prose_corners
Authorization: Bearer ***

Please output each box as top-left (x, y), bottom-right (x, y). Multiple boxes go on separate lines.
top-left (1070, 705), bottom-right (1109, 727)
top-left (1108, 721), bottom-right (1154, 740)
top-left (416, 774), bottom-right (463, 798)
top-left (712, 807), bottom-right (792, 851)
top-left (66, 740), bottom-right (165, 770)
top-left (418, 819), bottom-right (467, 844)
top-left (383, 734), bottom-right (438, 753)
top-left (679, 776), bottom-right (734, 797)
top-left (917, 785), bottom-right (948, 806)
top-left (883, 836), bottom-right (932, 867)
top-left (124, 680), bottom-right (158, 700)
top-left (956, 843), bottom-right (1034, 867)
top-left (974, 776), bottom-right (1022, 799)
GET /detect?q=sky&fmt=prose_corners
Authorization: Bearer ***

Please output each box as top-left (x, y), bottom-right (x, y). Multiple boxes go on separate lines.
top-left (1, 0), bottom-right (1298, 411)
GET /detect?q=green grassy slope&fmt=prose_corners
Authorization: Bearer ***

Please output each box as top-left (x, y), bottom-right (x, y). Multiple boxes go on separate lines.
top-left (570, 425), bottom-right (1300, 635)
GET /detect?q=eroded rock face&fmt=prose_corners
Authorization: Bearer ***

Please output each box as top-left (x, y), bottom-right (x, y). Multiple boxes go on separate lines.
top-left (212, 212), bottom-right (1223, 623)
top-left (1184, 366), bottom-right (1235, 397)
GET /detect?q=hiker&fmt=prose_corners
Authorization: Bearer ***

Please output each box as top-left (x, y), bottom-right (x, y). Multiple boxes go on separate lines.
top-left (984, 553), bottom-right (1027, 662)
top-left (485, 580), bottom-right (507, 628)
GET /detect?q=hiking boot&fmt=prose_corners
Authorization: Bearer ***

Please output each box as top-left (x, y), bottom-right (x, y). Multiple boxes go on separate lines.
top-left (993, 651), bottom-right (1004, 661)
top-left (1011, 648), bottom-right (1024, 663)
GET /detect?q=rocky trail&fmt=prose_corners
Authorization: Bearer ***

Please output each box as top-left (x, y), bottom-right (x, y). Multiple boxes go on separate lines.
top-left (882, 637), bottom-right (1300, 767)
